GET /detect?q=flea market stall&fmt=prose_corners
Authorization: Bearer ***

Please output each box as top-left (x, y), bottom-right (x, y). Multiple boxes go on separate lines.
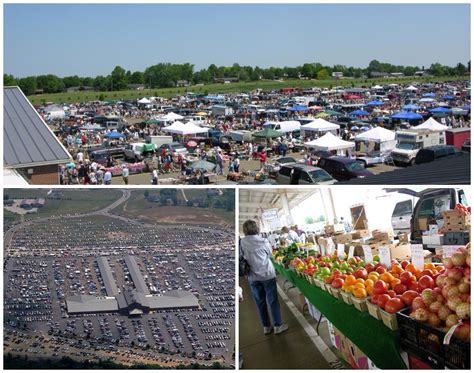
top-left (239, 188), bottom-right (471, 370)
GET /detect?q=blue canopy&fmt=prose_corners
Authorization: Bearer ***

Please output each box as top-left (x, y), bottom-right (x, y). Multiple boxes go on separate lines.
top-left (360, 126), bottom-right (370, 131)
top-left (366, 100), bottom-right (384, 106)
top-left (423, 92), bottom-right (436, 97)
top-left (104, 130), bottom-right (126, 139)
top-left (350, 125), bottom-right (360, 131)
top-left (429, 107), bottom-right (452, 113)
top-left (462, 104), bottom-right (471, 110)
top-left (391, 111), bottom-right (423, 120)
top-left (349, 109), bottom-right (369, 116)
top-left (403, 104), bottom-right (420, 110)
top-left (441, 95), bottom-right (455, 100)
top-left (287, 105), bottom-right (309, 111)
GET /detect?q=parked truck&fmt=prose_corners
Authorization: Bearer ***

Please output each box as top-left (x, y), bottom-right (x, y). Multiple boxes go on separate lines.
top-left (390, 129), bottom-right (446, 166)
top-left (145, 135), bottom-right (173, 148)
top-left (211, 105), bottom-right (233, 117)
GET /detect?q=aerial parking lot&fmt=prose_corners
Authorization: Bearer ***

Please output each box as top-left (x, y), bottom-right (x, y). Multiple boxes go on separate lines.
top-left (4, 189), bottom-right (235, 368)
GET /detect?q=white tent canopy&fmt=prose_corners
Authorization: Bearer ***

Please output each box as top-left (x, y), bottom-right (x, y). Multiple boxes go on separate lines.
top-left (412, 117), bottom-right (448, 132)
top-left (404, 85), bottom-right (418, 91)
top-left (161, 112), bottom-right (184, 121)
top-left (162, 121), bottom-right (208, 135)
top-left (371, 85), bottom-right (384, 90)
top-left (138, 97), bottom-right (151, 104)
top-left (354, 126), bottom-right (395, 142)
top-left (304, 132), bottom-right (355, 151)
top-left (301, 118), bottom-right (340, 132)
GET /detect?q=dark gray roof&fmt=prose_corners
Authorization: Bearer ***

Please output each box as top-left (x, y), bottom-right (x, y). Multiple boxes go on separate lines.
top-left (4, 86), bottom-right (71, 168)
top-left (124, 255), bottom-right (149, 294)
top-left (97, 257), bottom-right (119, 296)
top-left (338, 152), bottom-right (470, 185)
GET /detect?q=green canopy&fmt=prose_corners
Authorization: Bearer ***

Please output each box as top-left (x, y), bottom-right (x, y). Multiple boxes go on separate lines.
top-left (142, 143), bottom-right (155, 152)
top-left (252, 127), bottom-right (285, 139)
top-left (325, 109), bottom-right (343, 116)
top-left (103, 99), bottom-right (119, 104)
top-left (143, 119), bottom-right (161, 124)
top-left (316, 111), bottom-right (330, 118)
top-left (190, 160), bottom-right (216, 171)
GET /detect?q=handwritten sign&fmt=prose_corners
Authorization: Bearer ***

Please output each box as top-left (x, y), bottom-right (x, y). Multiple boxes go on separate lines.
top-left (378, 246), bottom-right (391, 268)
top-left (337, 244), bottom-right (345, 259)
top-left (362, 245), bottom-right (373, 263)
top-left (348, 246), bottom-right (355, 259)
top-left (443, 245), bottom-right (462, 258)
top-left (326, 238), bottom-right (335, 255)
top-left (411, 244), bottom-right (424, 270)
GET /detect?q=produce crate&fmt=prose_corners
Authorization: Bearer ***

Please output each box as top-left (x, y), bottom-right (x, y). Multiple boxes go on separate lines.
top-left (329, 287), bottom-right (341, 300)
top-left (350, 296), bottom-right (368, 312)
top-left (379, 308), bottom-right (400, 330)
top-left (397, 308), bottom-right (470, 369)
top-left (340, 291), bottom-right (353, 305)
top-left (324, 283), bottom-right (332, 293)
top-left (402, 340), bottom-right (445, 369)
top-left (313, 278), bottom-right (323, 289)
top-left (366, 299), bottom-right (381, 320)
top-left (442, 210), bottom-right (471, 231)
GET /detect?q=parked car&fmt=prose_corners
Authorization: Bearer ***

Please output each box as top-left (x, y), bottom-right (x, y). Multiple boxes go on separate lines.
top-left (461, 138), bottom-right (470, 152)
top-left (124, 143), bottom-right (155, 162)
top-left (268, 156), bottom-right (298, 177)
top-left (316, 156), bottom-right (374, 181)
top-left (158, 142), bottom-right (188, 155)
top-left (277, 163), bottom-right (335, 185)
top-left (391, 199), bottom-right (413, 234)
top-left (414, 145), bottom-right (458, 165)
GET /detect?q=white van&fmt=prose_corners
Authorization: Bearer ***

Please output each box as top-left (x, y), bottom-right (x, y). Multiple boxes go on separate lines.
top-left (264, 120), bottom-right (301, 134)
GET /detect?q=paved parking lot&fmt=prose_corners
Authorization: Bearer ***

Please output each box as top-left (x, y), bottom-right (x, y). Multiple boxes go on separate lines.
top-left (4, 196), bottom-right (235, 367)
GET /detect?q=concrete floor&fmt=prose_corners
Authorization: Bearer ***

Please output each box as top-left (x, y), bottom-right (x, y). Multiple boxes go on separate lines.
top-left (239, 275), bottom-right (348, 369)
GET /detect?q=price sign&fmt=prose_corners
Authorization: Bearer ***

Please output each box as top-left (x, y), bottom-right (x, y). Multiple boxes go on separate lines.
top-left (411, 244), bottom-right (424, 270)
top-left (326, 238), bottom-right (335, 255)
top-left (378, 246), bottom-right (391, 268)
top-left (337, 244), bottom-right (345, 259)
top-left (443, 246), bottom-right (462, 258)
top-left (348, 246), bottom-right (355, 259)
top-left (362, 245), bottom-right (373, 263)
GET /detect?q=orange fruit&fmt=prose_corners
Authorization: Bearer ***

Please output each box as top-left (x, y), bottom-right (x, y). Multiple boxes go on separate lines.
top-left (405, 263), bottom-right (417, 274)
top-left (356, 278), bottom-right (365, 284)
top-left (345, 275), bottom-right (357, 285)
top-left (364, 279), bottom-right (374, 287)
top-left (380, 272), bottom-right (395, 283)
top-left (353, 288), bottom-right (367, 298)
top-left (366, 285), bottom-right (373, 295)
top-left (353, 282), bottom-right (365, 290)
top-left (391, 265), bottom-right (403, 274)
top-left (368, 274), bottom-right (379, 282)
top-left (424, 263), bottom-right (435, 270)
top-left (390, 279), bottom-right (401, 289)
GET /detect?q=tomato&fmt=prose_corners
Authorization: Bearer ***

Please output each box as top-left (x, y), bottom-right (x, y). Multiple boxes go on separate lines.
top-left (354, 268), bottom-right (368, 280)
top-left (401, 290), bottom-right (419, 306)
top-left (365, 263), bottom-right (375, 273)
top-left (385, 298), bottom-right (405, 313)
top-left (332, 270), bottom-right (342, 278)
top-left (418, 275), bottom-right (435, 291)
top-left (331, 278), bottom-right (344, 288)
top-left (376, 266), bottom-right (387, 274)
top-left (387, 290), bottom-right (396, 298)
top-left (393, 283), bottom-right (408, 295)
top-left (373, 280), bottom-right (388, 295)
top-left (420, 269), bottom-right (434, 277)
top-left (399, 271), bottom-right (416, 285)
top-left (371, 294), bottom-right (381, 305)
top-left (401, 260), bottom-right (410, 269)
top-left (324, 275), bottom-right (334, 284)
top-left (377, 294), bottom-right (391, 309)
top-left (408, 282), bottom-right (421, 293)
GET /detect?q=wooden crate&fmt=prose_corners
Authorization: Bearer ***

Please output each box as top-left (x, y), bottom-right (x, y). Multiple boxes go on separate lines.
top-left (380, 309), bottom-right (399, 330)
top-left (351, 296), bottom-right (368, 312)
top-left (366, 300), bottom-right (381, 320)
top-left (340, 291), bottom-right (353, 305)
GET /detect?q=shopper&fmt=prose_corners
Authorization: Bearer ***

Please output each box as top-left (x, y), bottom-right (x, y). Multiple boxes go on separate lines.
top-left (240, 220), bottom-right (288, 335)
top-left (122, 164), bottom-right (130, 185)
top-left (281, 226), bottom-right (301, 244)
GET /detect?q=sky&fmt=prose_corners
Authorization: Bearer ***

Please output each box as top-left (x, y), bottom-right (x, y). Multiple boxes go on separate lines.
top-left (4, 3), bottom-right (471, 78)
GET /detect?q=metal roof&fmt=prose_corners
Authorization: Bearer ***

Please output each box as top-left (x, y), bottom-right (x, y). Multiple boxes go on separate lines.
top-left (124, 255), bottom-right (149, 294)
top-left (66, 295), bottom-right (118, 314)
top-left (145, 291), bottom-right (199, 309)
top-left (96, 257), bottom-right (119, 296)
top-left (4, 86), bottom-right (71, 168)
top-left (338, 152), bottom-right (470, 185)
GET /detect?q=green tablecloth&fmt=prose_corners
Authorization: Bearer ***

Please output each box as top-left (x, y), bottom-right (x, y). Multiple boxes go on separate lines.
top-left (274, 263), bottom-right (406, 369)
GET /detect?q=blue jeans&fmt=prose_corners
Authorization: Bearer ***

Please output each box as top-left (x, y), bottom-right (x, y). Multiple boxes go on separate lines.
top-left (249, 277), bottom-right (282, 328)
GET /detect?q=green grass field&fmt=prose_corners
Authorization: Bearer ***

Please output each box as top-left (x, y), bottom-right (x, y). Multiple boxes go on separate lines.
top-left (4, 189), bottom-right (123, 219)
top-left (26, 76), bottom-right (468, 105)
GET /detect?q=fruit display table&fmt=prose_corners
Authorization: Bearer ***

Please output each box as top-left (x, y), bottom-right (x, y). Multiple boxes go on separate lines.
top-left (274, 262), bottom-right (407, 369)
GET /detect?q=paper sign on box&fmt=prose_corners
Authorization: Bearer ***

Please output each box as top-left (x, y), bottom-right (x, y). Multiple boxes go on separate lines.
top-left (337, 244), bottom-right (345, 259)
top-left (362, 245), bottom-right (373, 262)
top-left (348, 246), bottom-right (355, 259)
top-left (411, 244), bottom-right (424, 270)
top-left (378, 246), bottom-right (391, 268)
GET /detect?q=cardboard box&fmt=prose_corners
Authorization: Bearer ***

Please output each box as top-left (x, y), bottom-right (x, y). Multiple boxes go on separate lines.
top-left (442, 210), bottom-right (471, 232)
top-left (371, 229), bottom-right (393, 242)
top-left (422, 234), bottom-right (444, 246)
top-left (418, 217), bottom-right (428, 231)
top-left (345, 337), bottom-right (371, 369)
top-left (389, 243), bottom-right (411, 260)
top-left (351, 229), bottom-right (371, 239)
top-left (333, 232), bottom-right (353, 245)
top-left (398, 232), bottom-right (409, 243)
top-left (325, 223), bottom-right (345, 235)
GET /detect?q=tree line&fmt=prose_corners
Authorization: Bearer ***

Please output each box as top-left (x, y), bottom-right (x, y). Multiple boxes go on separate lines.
top-left (4, 59), bottom-right (470, 96)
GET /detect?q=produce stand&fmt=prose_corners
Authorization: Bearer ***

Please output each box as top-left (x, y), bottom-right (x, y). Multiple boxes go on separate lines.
top-left (273, 262), bottom-right (407, 369)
